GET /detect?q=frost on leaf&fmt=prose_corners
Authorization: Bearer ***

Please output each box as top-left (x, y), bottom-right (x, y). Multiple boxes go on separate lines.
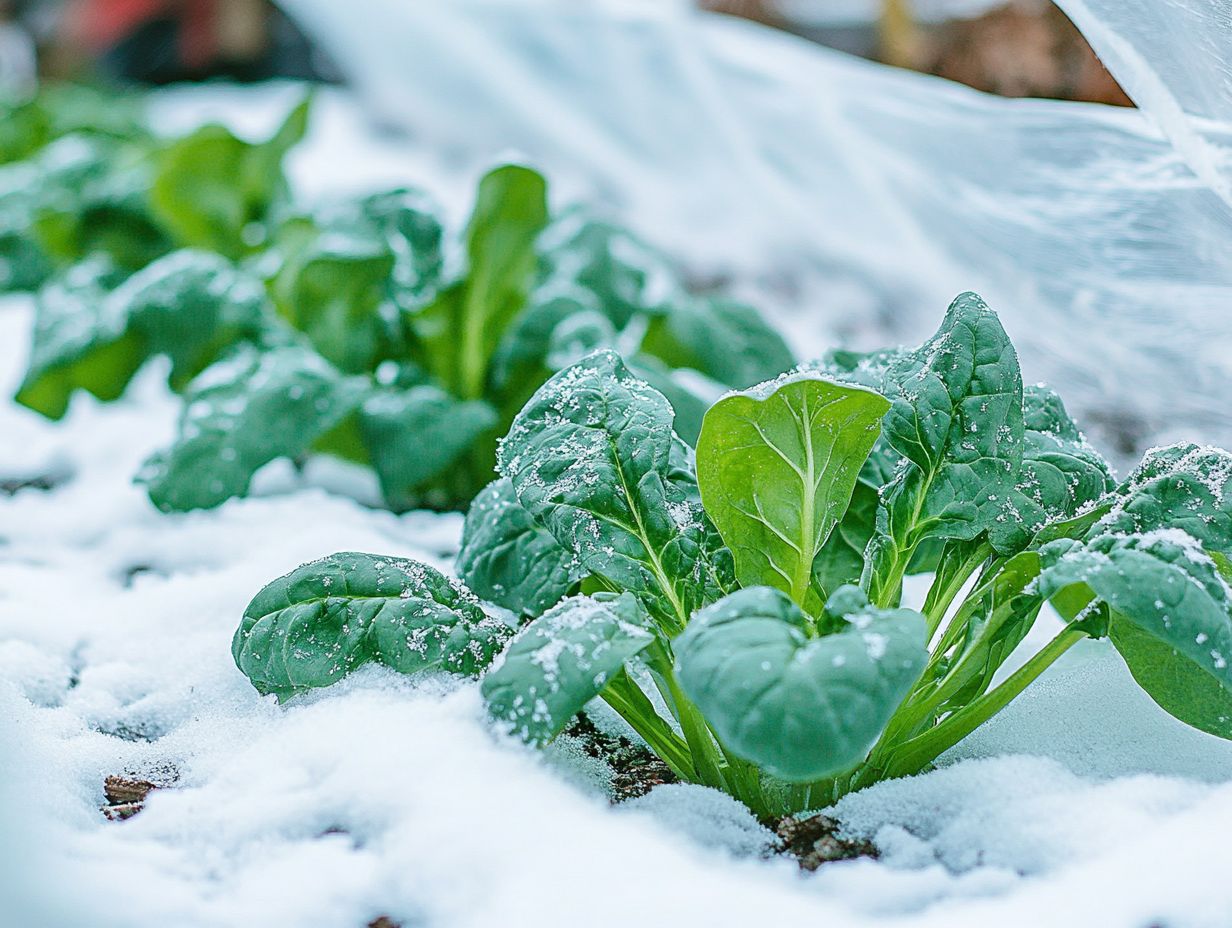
top-left (233, 552), bottom-right (512, 698)
top-left (482, 593), bottom-right (653, 745)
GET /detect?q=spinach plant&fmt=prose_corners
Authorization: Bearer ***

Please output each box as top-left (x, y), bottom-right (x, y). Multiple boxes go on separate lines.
top-left (235, 291), bottom-right (1232, 818)
top-left (10, 89), bottom-right (793, 512)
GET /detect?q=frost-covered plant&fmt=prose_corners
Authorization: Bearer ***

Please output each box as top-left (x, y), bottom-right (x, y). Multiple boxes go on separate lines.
top-left (233, 293), bottom-right (1232, 818)
top-left (11, 104), bottom-right (792, 511)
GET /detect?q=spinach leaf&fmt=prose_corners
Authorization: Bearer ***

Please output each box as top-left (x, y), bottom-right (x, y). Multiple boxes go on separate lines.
top-left (139, 344), bottom-right (367, 511)
top-left (1040, 531), bottom-right (1232, 738)
top-left (866, 292), bottom-right (1024, 604)
top-left (149, 97), bottom-right (310, 259)
top-left (498, 349), bottom-right (722, 630)
top-left (986, 384), bottom-right (1114, 553)
top-left (15, 257), bottom-right (144, 419)
top-left (482, 593), bottom-right (654, 745)
top-left (234, 552), bottom-right (510, 699)
top-left (457, 478), bottom-right (582, 617)
top-left (537, 214), bottom-right (675, 329)
top-left (269, 232), bottom-right (397, 374)
top-left (1092, 444), bottom-right (1232, 553)
top-left (640, 297), bottom-right (795, 390)
top-left (114, 248), bottom-right (268, 388)
top-left (697, 375), bottom-right (889, 612)
top-left (413, 165), bottom-right (549, 399)
top-left (675, 585), bottom-right (927, 781)
top-left (358, 385), bottom-right (498, 511)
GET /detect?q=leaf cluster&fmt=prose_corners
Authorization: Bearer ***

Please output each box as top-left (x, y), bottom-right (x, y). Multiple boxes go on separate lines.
top-left (235, 292), bottom-right (1232, 817)
top-left (8, 87), bottom-right (793, 512)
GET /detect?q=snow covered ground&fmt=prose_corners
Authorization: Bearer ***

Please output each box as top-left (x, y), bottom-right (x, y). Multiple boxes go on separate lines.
top-left (3, 277), bottom-right (1232, 926)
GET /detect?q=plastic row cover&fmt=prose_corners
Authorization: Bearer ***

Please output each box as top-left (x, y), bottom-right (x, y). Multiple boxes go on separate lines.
top-left (280, 0), bottom-right (1232, 465)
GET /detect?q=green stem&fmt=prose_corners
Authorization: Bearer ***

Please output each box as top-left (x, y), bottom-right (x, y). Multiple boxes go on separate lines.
top-left (664, 671), bottom-right (729, 790)
top-left (601, 670), bottom-right (696, 781)
top-left (923, 541), bottom-right (993, 639)
top-left (877, 625), bottom-right (1086, 781)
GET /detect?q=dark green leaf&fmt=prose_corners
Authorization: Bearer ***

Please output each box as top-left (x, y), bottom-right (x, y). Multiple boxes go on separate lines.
top-left (675, 585), bottom-right (927, 781)
top-left (498, 350), bottom-right (723, 629)
top-left (641, 297), bottom-right (794, 389)
top-left (482, 593), bottom-right (654, 744)
top-left (233, 551), bottom-right (510, 698)
top-left (269, 232), bottom-right (397, 373)
top-left (139, 344), bottom-right (366, 511)
top-left (866, 293), bottom-right (1024, 602)
top-left (15, 258), bottom-right (143, 419)
top-left (457, 478), bottom-right (582, 617)
top-left (358, 385), bottom-right (498, 511)
top-left (1040, 531), bottom-right (1232, 739)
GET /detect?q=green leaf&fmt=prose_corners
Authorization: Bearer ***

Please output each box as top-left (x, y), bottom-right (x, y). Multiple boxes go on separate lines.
top-left (697, 375), bottom-right (889, 613)
top-left (139, 344), bottom-right (366, 511)
top-left (1091, 444), bottom-right (1232, 556)
top-left (627, 353), bottom-right (725, 447)
top-left (269, 232), bottom-right (397, 373)
top-left (358, 385), bottom-right (498, 511)
top-left (482, 593), bottom-right (654, 745)
top-left (813, 480), bottom-right (880, 599)
top-left (15, 258), bottom-right (144, 419)
top-left (675, 586), bottom-right (927, 781)
top-left (641, 297), bottom-right (794, 389)
top-left (986, 384), bottom-right (1114, 553)
top-left (457, 478), bottom-right (582, 617)
top-left (114, 248), bottom-right (269, 388)
top-left (413, 165), bottom-right (549, 399)
top-left (488, 289), bottom-right (600, 416)
top-left (1039, 531), bottom-right (1232, 738)
top-left (150, 96), bottom-right (309, 258)
top-left (498, 350), bottom-right (724, 630)
top-left (537, 214), bottom-right (676, 328)
top-left (867, 293), bottom-right (1024, 603)
top-left (233, 551), bottom-right (510, 699)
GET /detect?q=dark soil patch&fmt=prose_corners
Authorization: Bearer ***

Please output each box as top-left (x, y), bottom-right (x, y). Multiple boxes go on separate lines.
top-left (101, 766), bottom-right (180, 821)
top-left (564, 714), bottom-right (677, 802)
top-left (773, 813), bottom-right (879, 871)
top-left (0, 473), bottom-right (63, 496)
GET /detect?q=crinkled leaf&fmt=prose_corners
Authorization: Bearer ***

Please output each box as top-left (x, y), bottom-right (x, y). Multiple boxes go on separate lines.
top-left (498, 350), bottom-right (723, 629)
top-left (457, 478), bottom-right (582, 617)
top-left (234, 552), bottom-right (510, 699)
top-left (1090, 444), bottom-right (1232, 555)
top-left (866, 293), bottom-right (1024, 601)
top-left (627, 353), bottom-right (725, 448)
top-left (987, 384), bottom-right (1114, 553)
top-left (358, 384), bottom-right (498, 511)
top-left (1040, 531), bottom-right (1232, 738)
top-left (482, 593), bottom-right (654, 745)
top-left (675, 586), bottom-right (927, 781)
top-left (697, 375), bottom-right (889, 613)
top-left (139, 344), bottom-right (366, 511)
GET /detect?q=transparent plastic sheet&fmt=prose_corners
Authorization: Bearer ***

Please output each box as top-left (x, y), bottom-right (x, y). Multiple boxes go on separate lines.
top-left (278, 0), bottom-right (1232, 466)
